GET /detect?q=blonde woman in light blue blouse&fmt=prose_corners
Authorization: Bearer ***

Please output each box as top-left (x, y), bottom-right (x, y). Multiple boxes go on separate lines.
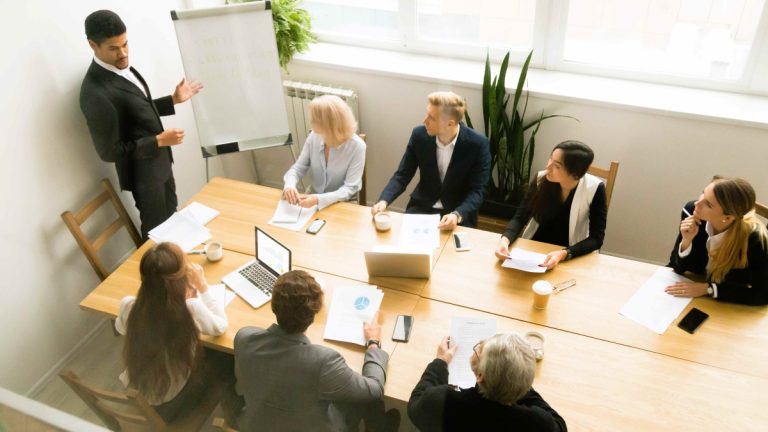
top-left (283, 95), bottom-right (366, 209)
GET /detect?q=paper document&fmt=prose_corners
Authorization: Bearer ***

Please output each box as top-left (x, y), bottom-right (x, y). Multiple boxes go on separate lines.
top-left (398, 214), bottom-right (440, 249)
top-left (619, 267), bottom-right (693, 334)
top-left (448, 317), bottom-right (497, 388)
top-left (207, 284), bottom-right (237, 307)
top-left (179, 201), bottom-right (220, 226)
top-left (269, 200), bottom-right (316, 231)
top-left (324, 285), bottom-right (384, 346)
top-left (501, 248), bottom-right (547, 273)
top-left (148, 213), bottom-right (211, 252)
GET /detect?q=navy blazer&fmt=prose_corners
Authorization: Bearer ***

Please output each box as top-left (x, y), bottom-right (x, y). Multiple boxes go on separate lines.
top-left (378, 124), bottom-right (491, 227)
top-left (668, 201), bottom-right (768, 305)
top-left (80, 61), bottom-right (175, 191)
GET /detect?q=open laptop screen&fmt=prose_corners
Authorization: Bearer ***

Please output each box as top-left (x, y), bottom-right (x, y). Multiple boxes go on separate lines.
top-left (255, 228), bottom-right (291, 277)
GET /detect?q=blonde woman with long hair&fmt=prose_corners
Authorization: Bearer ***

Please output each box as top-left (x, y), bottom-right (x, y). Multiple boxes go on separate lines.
top-left (666, 177), bottom-right (768, 305)
top-left (283, 94), bottom-right (366, 209)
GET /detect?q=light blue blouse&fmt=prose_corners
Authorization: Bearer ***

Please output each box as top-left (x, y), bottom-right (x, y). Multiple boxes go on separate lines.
top-left (283, 132), bottom-right (366, 209)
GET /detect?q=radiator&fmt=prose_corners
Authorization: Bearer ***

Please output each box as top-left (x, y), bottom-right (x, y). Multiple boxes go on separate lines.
top-left (282, 80), bottom-right (359, 153)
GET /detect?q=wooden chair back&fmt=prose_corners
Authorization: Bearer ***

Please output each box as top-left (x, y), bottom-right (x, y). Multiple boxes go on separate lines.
top-left (358, 133), bottom-right (368, 205)
top-left (60, 370), bottom-right (223, 432)
top-left (61, 178), bottom-right (141, 281)
top-left (587, 161), bottom-right (620, 209)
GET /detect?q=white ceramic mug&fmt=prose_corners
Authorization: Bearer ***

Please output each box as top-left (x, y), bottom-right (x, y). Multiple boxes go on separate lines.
top-left (374, 212), bottom-right (391, 232)
top-left (204, 241), bottom-right (224, 262)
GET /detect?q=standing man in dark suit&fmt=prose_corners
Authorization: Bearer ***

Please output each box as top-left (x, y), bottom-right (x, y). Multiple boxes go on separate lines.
top-left (80, 10), bottom-right (202, 240)
top-left (371, 91), bottom-right (491, 229)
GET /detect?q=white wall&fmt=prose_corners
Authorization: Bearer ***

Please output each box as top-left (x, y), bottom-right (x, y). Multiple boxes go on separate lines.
top-left (0, 0), bottom-right (203, 394)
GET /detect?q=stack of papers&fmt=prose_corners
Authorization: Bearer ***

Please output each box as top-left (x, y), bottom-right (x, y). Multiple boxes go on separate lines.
top-left (269, 200), bottom-right (317, 231)
top-left (619, 267), bottom-right (694, 334)
top-left (207, 284), bottom-right (237, 307)
top-left (502, 248), bottom-right (548, 273)
top-left (398, 214), bottom-right (441, 249)
top-left (448, 316), bottom-right (497, 388)
top-left (149, 202), bottom-right (219, 252)
top-left (324, 285), bottom-right (384, 346)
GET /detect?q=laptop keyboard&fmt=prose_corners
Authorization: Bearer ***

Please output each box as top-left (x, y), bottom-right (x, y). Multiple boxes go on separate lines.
top-left (238, 264), bottom-right (276, 296)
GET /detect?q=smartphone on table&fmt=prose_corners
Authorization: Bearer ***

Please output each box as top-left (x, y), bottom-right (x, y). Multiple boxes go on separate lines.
top-left (677, 308), bottom-right (709, 334)
top-left (392, 315), bottom-right (414, 342)
top-left (306, 219), bottom-right (326, 235)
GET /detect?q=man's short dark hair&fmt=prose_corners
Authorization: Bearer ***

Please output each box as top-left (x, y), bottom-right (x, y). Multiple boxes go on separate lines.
top-left (85, 10), bottom-right (126, 44)
top-left (271, 270), bottom-right (323, 333)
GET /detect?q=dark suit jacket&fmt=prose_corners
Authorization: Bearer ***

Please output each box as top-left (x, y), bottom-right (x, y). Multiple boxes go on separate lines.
top-left (408, 359), bottom-right (567, 432)
top-left (80, 60), bottom-right (175, 191)
top-left (668, 201), bottom-right (768, 305)
top-left (234, 324), bottom-right (389, 432)
top-left (378, 124), bottom-right (491, 227)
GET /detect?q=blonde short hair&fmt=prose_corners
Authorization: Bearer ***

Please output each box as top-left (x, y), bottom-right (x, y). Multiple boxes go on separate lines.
top-left (427, 91), bottom-right (466, 122)
top-left (309, 95), bottom-right (358, 147)
top-left (476, 333), bottom-right (536, 405)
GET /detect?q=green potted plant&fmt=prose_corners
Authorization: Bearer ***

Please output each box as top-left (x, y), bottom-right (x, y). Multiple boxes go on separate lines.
top-left (466, 50), bottom-right (576, 218)
top-left (229, 0), bottom-right (316, 70)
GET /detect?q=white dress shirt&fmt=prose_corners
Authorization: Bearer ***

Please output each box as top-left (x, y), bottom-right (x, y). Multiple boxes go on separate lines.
top-left (433, 126), bottom-right (459, 210)
top-left (283, 132), bottom-right (367, 210)
top-left (679, 222), bottom-right (724, 297)
top-left (93, 56), bottom-right (147, 97)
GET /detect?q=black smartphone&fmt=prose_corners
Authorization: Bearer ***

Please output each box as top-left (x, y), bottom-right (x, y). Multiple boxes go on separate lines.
top-left (392, 315), bottom-right (414, 342)
top-left (677, 308), bottom-right (709, 334)
top-left (306, 219), bottom-right (326, 235)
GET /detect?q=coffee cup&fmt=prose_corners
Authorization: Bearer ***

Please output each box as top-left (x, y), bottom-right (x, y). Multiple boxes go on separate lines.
top-left (204, 241), bottom-right (224, 262)
top-left (532, 280), bottom-right (553, 310)
top-left (524, 331), bottom-right (545, 361)
top-left (374, 212), bottom-right (391, 232)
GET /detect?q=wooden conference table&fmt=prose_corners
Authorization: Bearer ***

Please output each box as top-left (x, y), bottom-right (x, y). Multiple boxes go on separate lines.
top-left (80, 177), bottom-right (768, 430)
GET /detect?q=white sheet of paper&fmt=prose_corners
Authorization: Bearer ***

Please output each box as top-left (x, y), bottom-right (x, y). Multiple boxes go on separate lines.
top-left (324, 285), bottom-right (384, 346)
top-left (148, 213), bottom-right (211, 252)
top-left (207, 284), bottom-right (237, 307)
top-left (269, 200), bottom-right (317, 231)
top-left (448, 316), bottom-right (497, 388)
top-left (398, 214), bottom-right (440, 249)
top-left (619, 267), bottom-right (694, 334)
top-left (179, 201), bottom-right (220, 226)
top-left (501, 248), bottom-right (548, 273)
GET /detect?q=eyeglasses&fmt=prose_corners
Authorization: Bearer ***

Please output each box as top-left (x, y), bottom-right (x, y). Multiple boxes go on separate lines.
top-left (473, 341), bottom-right (483, 358)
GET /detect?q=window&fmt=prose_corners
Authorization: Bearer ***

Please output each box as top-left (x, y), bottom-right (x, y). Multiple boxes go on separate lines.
top-left (303, 0), bottom-right (768, 94)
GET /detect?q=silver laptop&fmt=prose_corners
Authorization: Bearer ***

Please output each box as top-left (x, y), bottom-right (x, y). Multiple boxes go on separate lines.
top-left (364, 246), bottom-right (433, 279)
top-left (222, 227), bottom-right (291, 308)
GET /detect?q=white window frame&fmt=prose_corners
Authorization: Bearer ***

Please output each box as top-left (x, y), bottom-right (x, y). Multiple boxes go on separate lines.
top-left (305, 0), bottom-right (768, 95)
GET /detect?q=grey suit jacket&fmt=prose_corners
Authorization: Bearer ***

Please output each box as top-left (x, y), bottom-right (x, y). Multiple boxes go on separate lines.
top-left (234, 324), bottom-right (389, 432)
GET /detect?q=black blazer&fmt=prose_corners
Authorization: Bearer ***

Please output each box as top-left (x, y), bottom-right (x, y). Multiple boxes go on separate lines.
top-left (407, 359), bottom-right (567, 432)
top-left (668, 201), bottom-right (768, 305)
top-left (80, 61), bottom-right (175, 191)
top-left (378, 124), bottom-right (491, 227)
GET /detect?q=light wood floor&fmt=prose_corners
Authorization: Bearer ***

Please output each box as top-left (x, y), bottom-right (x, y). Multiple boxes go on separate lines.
top-left (30, 319), bottom-right (417, 431)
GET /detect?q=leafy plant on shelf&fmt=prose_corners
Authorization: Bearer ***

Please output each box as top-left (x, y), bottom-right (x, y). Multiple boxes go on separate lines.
top-left (466, 50), bottom-right (576, 216)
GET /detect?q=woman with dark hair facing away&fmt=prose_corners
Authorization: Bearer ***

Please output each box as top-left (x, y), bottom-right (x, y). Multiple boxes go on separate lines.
top-left (666, 176), bottom-right (768, 305)
top-left (115, 242), bottom-right (234, 422)
top-left (495, 141), bottom-right (607, 269)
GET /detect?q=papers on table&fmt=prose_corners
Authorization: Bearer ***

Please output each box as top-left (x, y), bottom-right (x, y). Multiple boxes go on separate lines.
top-left (149, 212), bottom-right (212, 252)
top-left (501, 248), bottom-right (548, 273)
top-left (324, 284), bottom-right (384, 346)
top-left (207, 284), bottom-right (237, 307)
top-left (448, 316), bottom-right (497, 388)
top-left (179, 201), bottom-right (220, 226)
top-left (398, 214), bottom-right (441, 249)
top-left (619, 267), bottom-right (693, 334)
top-left (269, 200), bottom-right (316, 231)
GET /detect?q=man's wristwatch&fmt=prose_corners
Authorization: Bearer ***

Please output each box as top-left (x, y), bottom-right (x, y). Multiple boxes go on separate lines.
top-left (366, 339), bottom-right (381, 349)
top-left (706, 283), bottom-right (714, 296)
top-left (451, 211), bottom-right (463, 224)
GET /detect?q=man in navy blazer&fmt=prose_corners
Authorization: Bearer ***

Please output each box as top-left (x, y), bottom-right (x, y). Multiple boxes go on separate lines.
top-left (80, 10), bottom-right (202, 239)
top-left (371, 92), bottom-right (490, 229)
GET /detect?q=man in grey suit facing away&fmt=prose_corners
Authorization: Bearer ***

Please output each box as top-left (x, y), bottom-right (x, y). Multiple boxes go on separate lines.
top-left (234, 270), bottom-right (400, 432)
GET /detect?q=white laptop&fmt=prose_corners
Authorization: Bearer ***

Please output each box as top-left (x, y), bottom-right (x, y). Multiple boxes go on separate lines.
top-left (222, 227), bottom-right (291, 308)
top-left (364, 245), bottom-right (433, 279)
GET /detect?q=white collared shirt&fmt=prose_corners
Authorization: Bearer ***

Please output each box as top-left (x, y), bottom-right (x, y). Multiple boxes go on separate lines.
top-left (93, 56), bottom-right (147, 97)
top-left (678, 222), bottom-right (725, 297)
top-left (433, 126), bottom-right (460, 209)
